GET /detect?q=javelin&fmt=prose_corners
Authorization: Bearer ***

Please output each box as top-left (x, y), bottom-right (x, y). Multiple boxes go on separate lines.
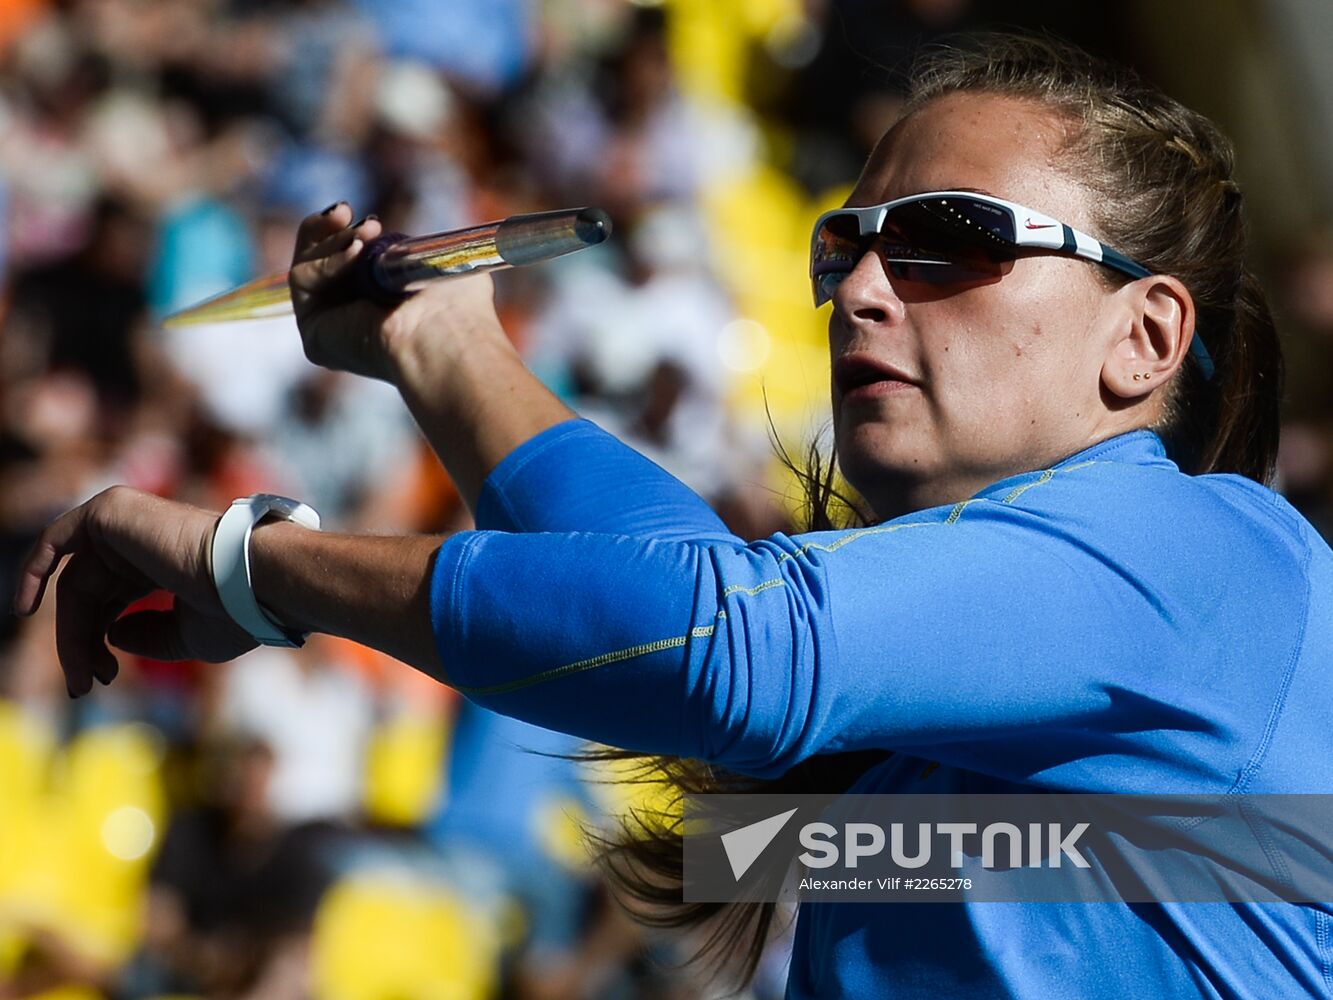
top-left (164, 207), bottom-right (613, 327)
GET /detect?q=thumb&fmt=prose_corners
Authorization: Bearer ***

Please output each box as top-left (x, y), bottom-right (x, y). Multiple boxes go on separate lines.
top-left (109, 605), bottom-right (256, 663)
top-left (108, 610), bottom-right (193, 661)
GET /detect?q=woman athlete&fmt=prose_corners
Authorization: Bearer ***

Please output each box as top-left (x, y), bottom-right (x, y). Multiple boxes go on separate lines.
top-left (16, 34), bottom-right (1333, 998)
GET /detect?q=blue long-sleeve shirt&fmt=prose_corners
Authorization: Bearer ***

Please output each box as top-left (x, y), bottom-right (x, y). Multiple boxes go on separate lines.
top-left (428, 418), bottom-right (1333, 998)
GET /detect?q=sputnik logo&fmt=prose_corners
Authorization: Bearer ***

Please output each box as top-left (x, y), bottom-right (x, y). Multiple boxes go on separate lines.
top-left (720, 808), bottom-right (799, 880)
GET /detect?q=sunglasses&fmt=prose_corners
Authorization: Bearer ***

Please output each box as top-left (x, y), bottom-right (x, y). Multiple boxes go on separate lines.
top-left (810, 190), bottom-right (1214, 379)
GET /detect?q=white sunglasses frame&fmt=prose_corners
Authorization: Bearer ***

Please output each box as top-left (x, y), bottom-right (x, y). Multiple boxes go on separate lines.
top-left (810, 190), bottom-right (1213, 379)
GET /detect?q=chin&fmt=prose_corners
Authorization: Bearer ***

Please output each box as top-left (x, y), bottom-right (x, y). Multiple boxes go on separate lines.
top-left (837, 417), bottom-right (926, 471)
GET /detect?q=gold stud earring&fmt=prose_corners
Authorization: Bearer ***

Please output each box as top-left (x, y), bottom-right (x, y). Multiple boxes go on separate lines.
top-left (1144, 372), bottom-right (1152, 380)
top-left (1133, 374), bottom-right (1142, 381)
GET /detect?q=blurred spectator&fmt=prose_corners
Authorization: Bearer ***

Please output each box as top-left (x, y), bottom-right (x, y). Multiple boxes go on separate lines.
top-left (246, 0), bottom-right (380, 146)
top-left (0, 0), bottom-right (49, 56)
top-left (0, 17), bottom-right (103, 263)
top-left (125, 735), bottom-right (349, 999)
top-left (0, 174), bottom-right (10, 281)
top-left (766, 0), bottom-right (973, 194)
top-left (516, 7), bottom-right (757, 214)
top-left (1285, 230), bottom-right (1333, 340)
top-left (366, 59), bottom-right (473, 236)
top-left (211, 637), bottom-right (375, 825)
top-left (7, 195), bottom-right (149, 414)
top-left (1276, 229), bottom-right (1333, 539)
top-left (353, 0), bottom-right (532, 94)
top-left (267, 370), bottom-right (419, 525)
top-left (528, 205), bottom-right (741, 499)
top-left (147, 197), bottom-right (256, 319)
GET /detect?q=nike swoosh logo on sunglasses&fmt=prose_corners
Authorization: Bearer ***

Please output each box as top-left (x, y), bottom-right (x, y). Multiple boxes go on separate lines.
top-left (1024, 220), bottom-right (1057, 230)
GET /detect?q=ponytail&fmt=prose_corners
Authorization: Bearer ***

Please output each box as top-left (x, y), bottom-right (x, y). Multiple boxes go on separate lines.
top-left (1162, 269), bottom-right (1283, 483)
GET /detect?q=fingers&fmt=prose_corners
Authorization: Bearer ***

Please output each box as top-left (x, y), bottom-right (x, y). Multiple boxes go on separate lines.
top-left (293, 201), bottom-right (352, 258)
top-left (107, 610), bottom-right (193, 663)
top-left (14, 486), bottom-right (158, 618)
top-left (13, 504), bottom-right (91, 616)
top-left (288, 230), bottom-right (367, 297)
top-left (54, 552), bottom-right (142, 696)
top-left (14, 486), bottom-right (229, 696)
top-left (289, 212), bottom-right (384, 311)
top-left (293, 212), bottom-right (383, 267)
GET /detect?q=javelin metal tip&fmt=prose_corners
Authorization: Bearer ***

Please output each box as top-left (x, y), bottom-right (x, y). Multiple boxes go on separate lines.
top-left (574, 207), bottom-right (613, 245)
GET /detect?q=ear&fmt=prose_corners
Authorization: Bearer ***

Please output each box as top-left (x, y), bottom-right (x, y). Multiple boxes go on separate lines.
top-left (1101, 275), bottom-right (1197, 400)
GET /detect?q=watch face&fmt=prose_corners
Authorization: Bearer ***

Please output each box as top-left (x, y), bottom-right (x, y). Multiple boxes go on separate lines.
top-left (254, 494), bottom-right (322, 531)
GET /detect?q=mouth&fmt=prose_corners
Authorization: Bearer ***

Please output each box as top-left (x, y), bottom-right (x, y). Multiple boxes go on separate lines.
top-left (833, 354), bottom-right (919, 401)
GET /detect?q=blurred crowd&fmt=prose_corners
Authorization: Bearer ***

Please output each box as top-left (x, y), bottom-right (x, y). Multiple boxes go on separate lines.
top-left (2, 1), bottom-right (1333, 999)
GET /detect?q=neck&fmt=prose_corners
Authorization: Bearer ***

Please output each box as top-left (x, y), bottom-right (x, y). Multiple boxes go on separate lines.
top-left (863, 471), bottom-right (993, 523)
top-left (860, 425), bottom-right (1151, 522)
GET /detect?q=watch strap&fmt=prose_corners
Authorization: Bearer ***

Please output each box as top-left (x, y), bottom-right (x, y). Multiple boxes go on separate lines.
top-left (211, 494), bottom-right (321, 648)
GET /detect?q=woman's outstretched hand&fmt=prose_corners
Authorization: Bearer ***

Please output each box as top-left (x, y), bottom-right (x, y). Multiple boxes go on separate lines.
top-left (14, 484), bottom-right (449, 696)
top-left (288, 202), bottom-right (502, 384)
top-left (12, 487), bottom-right (254, 697)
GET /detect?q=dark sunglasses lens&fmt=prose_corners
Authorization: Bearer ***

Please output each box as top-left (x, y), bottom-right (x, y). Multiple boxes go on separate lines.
top-left (812, 213), bottom-right (864, 303)
top-left (877, 197), bottom-right (1016, 285)
top-left (888, 197), bottom-right (1018, 254)
top-left (811, 197), bottom-right (1020, 300)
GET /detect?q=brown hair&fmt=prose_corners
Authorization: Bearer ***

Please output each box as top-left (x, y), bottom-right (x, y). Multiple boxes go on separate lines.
top-left (586, 32), bottom-right (1284, 990)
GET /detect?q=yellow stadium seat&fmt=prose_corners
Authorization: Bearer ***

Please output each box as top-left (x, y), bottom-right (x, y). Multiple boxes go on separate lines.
top-left (0, 711), bottom-right (166, 970)
top-left (48, 723), bottom-right (167, 965)
top-left (0, 701), bottom-right (59, 979)
top-left (0, 700), bottom-right (56, 915)
top-left (25, 987), bottom-right (105, 1000)
top-left (362, 712), bottom-right (448, 828)
top-left (311, 874), bottom-right (500, 1000)
top-left (666, 0), bottom-right (804, 104)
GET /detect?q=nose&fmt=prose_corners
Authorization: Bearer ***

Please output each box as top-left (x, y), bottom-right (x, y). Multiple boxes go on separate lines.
top-left (831, 244), bottom-right (907, 327)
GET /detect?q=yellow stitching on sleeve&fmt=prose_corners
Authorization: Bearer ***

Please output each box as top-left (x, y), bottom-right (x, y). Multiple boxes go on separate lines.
top-left (460, 527), bottom-right (935, 697)
top-left (1062, 459), bottom-right (1099, 474)
top-left (723, 579), bottom-right (785, 598)
top-left (945, 499), bottom-right (975, 524)
top-left (720, 522), bottom-right (939, 601)
top-left (456, 625), bottom-right (718, 698)
top-left (1000, 459), bottom-right (1099, 504)
top-left (1002, 467), bottom-right (1056, 504)
top-left (773, 520), bottom-right (935, 564)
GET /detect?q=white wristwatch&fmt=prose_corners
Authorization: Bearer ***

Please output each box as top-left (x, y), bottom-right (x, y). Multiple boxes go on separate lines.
top-left (210, 494), bottom-right (322, 648)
